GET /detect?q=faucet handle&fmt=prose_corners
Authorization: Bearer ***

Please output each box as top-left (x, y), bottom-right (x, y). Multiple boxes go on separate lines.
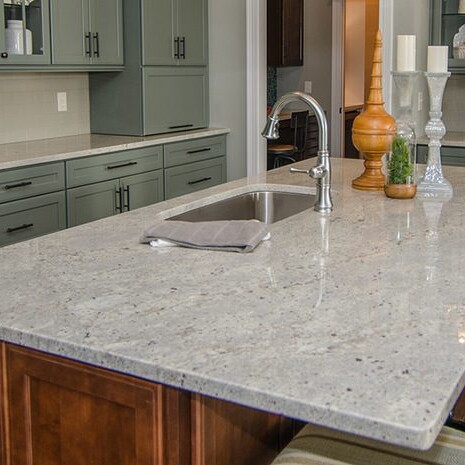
top-left (290, 167), bottom-right (311, 175)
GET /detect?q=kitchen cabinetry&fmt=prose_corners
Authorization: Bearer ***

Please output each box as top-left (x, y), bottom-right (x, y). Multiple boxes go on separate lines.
top-left (50, 0), bottom-right (123, 66)
top-left (142, 0), bottom-right (207, 66)
top-left (66, 146), bottom-right (164, 227)
top-left (0, 342), bottom-right (297, 465)
top-left (0, 0), bottom-right (51, 65)
top-left (417, 144), bottom-right (465, 166)
top-left (267, 0), bottom-right (303, 67)
top-left (164, 136), bottom-right (226, 199)
top-left (431, 0), bottom-right (465, 73)
top-left (0, 162), bottom-right (66, 247)
top-left (89, 0), bottom-right (208, 136)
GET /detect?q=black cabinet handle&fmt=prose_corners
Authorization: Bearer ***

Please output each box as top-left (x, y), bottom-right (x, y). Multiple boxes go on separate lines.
top-left (174, 37), bottom-right (180, 59)
top-left (93, 32), bottom-right (100, 57)
top-left (123, 186), bottom-right (130, 211)
top-left (85, 33), bottom-right (92, 56)
top-left (1, 52), bottom-right (8, 59)
top-left (169, 124), bottom-right (194, 130)
top-left (115, 188), bottom-right (123, 213)
top-left (180, 37), bottom-right (186, 59)
top-left (106, 161), bottom-right (138, 170)
top-left (4, 181), bottom-right (32, 190)
top-left (6, 223), bottom-right (33, 233)
top-left (188, 177), bottom-right (212, 186)
top-left (187, 148), bottom-right (211, 155)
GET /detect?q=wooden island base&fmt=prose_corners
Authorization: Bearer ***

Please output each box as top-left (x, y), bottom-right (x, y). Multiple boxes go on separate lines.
top-left (0, 343), bottom-right (300, 465)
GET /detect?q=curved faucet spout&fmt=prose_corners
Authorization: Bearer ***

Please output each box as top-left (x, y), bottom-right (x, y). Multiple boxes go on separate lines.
top-left (262, 91), bottom-right (333, 214)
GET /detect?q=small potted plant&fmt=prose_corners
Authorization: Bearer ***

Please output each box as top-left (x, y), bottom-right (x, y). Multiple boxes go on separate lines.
top-left (384, 133), bottom-right (417, 199)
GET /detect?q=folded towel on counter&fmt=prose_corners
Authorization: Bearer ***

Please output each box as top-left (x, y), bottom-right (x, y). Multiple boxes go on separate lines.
top-left (141, 220), bottom-right (270, 253)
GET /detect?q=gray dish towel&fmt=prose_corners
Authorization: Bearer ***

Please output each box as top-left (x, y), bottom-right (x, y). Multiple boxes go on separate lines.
top-left (141, 220), bottom-right (270, 253)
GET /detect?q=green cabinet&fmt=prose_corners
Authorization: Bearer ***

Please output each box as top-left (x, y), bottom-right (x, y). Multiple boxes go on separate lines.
top-left (0, 0), bottom-right (51, 66)
top-left (164, 136), bottom-right (227, 199)
top-left (142, 0), bottom-right (207, 66)
top-left (66, 146), bottom-right (165, 227)
top-left (89, 0), bottom-right (209, 136)
top-left (431, 0), bottom-right (465, 73)
top-left (418, 144), bottom-right (465, 166)
top-left (143, 67), bottom-right (208, 134)
top-left (0, 162), bottom-right (66, 247)
top-left (50, 0), bottom-right (123, 66)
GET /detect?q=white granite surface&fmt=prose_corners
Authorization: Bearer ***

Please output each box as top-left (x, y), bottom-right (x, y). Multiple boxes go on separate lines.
top-left (1, 158), bottom-right (465, 450)
top-left (418, 131), bottom-right (465, 148)
top-left (0, 128), bottom-right (230, 171)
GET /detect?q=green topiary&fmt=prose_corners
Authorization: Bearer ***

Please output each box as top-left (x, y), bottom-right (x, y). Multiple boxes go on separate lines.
top-left (388, 135), bottom-right (414, 184)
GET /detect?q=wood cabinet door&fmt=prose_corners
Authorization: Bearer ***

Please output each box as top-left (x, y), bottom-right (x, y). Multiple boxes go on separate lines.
top-left (0, 344), bottom-right (7, 465)
top-left (191, 394), bottom-right (299, 465)
top-left (90, 0), bottom-right (124, 65)
top-left (4, 345), bottom-right (188, 465)
top-left (177, 0), bottom-right (207, 65)
top-left (51, 0), bottom-right (90, 65)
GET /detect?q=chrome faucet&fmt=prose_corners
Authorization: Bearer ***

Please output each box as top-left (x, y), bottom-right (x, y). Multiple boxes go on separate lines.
top-left (262, 91), bottom-right (333, 214)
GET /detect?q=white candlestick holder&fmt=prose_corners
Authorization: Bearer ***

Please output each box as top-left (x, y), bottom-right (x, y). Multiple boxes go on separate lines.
top-left (417, 72), bottom-right (453, 199)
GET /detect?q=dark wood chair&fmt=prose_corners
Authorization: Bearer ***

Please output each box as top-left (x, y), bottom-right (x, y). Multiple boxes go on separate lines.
top-left (267, 111), bottom-right (309, 170)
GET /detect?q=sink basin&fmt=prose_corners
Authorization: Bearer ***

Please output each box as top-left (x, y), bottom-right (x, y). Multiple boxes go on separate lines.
top-left (166, 190), bottom-right (315, 224)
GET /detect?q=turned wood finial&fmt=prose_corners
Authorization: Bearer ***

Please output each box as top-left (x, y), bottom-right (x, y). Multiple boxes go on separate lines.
top-left (352, 30), bottom-right (396, 191)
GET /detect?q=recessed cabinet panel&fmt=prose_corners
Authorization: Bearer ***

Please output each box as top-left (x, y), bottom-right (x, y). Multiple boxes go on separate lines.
top-left (177, 0), bottom-right (207, 65)
top-left (0, 192), bottom-right (66, 247)
top-left (67, 179), bottom-right (119, 227)
top-left (142, 0), bottom-right (177, 66)
top-left (165, 136), bottom-right (226, 168)
top-left (50, 0), bottom-right (89, 65)
top-left (0, 162), bottom-right (65, 204)
top-left (143, 67), bottom-right (208, 135)
top-left (165, 157), bottom-right (226, 200)
top-left (0, 0), bottom-right (51, 65)
top-left (67, 146), bottom-right (163, 188)
top-left (121, 170), bottom-right (164, 212)
top-left (90, 0), bottom-right (123, 65)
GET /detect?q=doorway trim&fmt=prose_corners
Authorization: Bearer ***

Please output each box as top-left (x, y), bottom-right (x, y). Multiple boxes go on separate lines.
top-left (245, 0), bottom-right (394, 174)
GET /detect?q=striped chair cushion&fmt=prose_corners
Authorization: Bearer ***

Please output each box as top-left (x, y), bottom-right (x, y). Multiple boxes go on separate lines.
top-left (272, 425), bottom-right (465, 465)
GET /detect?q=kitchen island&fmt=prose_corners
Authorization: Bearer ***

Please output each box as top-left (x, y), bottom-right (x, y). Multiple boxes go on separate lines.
top-left (1, 158), bottom-right (465, 459)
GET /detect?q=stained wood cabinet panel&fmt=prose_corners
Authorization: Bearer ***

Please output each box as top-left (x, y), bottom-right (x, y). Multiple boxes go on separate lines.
top-left (191, 394), bottom-right (299, 465)
top-left (3, 344), bottom-right (191, 465)
top-left (267, 0), bottom-right (303, 67)
top-left (1, 343), bottom-right (298, 465)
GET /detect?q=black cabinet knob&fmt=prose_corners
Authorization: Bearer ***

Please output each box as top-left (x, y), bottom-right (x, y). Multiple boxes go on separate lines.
top-left (1, 52), bottom-right (8, 59)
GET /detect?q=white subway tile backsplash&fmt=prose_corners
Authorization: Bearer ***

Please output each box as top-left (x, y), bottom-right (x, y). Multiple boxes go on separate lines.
top-left (0, 73), bottom-right (90, 144)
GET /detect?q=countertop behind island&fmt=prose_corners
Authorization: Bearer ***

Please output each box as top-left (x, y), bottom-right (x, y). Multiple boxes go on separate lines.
top-left (1, 158), bottom-right (465, 450)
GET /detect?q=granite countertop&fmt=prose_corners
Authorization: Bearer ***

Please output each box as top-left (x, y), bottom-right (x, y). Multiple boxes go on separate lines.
top-left (0, 128), bottom-right (230, 171)
top-left (418, 131), bottom-right (465, 148)
top-left (1, 158), bottom-right (465, 450)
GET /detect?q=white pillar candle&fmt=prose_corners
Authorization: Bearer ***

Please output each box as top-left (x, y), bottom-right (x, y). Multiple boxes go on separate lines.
top-left (397, 35), bottom-right (416, 72)
top-left (427, 46), bottom-right (449, 73)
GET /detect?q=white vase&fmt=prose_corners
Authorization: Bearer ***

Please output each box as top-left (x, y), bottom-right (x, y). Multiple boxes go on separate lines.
top-left (5, 20), bottom-right (32, 55)
top-left (459, 0), bottom-right (465, 14)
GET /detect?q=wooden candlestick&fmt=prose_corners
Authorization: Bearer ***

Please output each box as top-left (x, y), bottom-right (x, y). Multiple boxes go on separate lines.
top-left (352, 30), bottom-right (396, 191)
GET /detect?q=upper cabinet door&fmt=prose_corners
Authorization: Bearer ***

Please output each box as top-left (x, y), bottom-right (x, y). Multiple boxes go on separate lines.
top-left (90, 0), bottom-right (124, 65)
top-left (0, 0), bottom-right (51, 65)
top-left (50, 0), bottom-right (90, 65)
top-left (177, 0), bottom-right (207, 65)
top-left (142, 0), bottom-right (178, 66)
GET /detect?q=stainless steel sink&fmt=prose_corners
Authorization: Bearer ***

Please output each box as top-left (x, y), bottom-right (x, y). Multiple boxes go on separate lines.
top-left (166, 191), bottom-right (315, 224)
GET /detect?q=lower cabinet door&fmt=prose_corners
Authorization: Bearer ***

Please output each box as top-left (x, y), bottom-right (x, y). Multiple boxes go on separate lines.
top-left (67, 179), bottom-right (119, 227)
top-left (165, 157), bottom-right (226, 200)
top-left (121, 170), bottom-right (164, 212)
top-left (0, 192), bottom-right (66, 247)
top-left (4, 344), bottom-right (191, 465)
